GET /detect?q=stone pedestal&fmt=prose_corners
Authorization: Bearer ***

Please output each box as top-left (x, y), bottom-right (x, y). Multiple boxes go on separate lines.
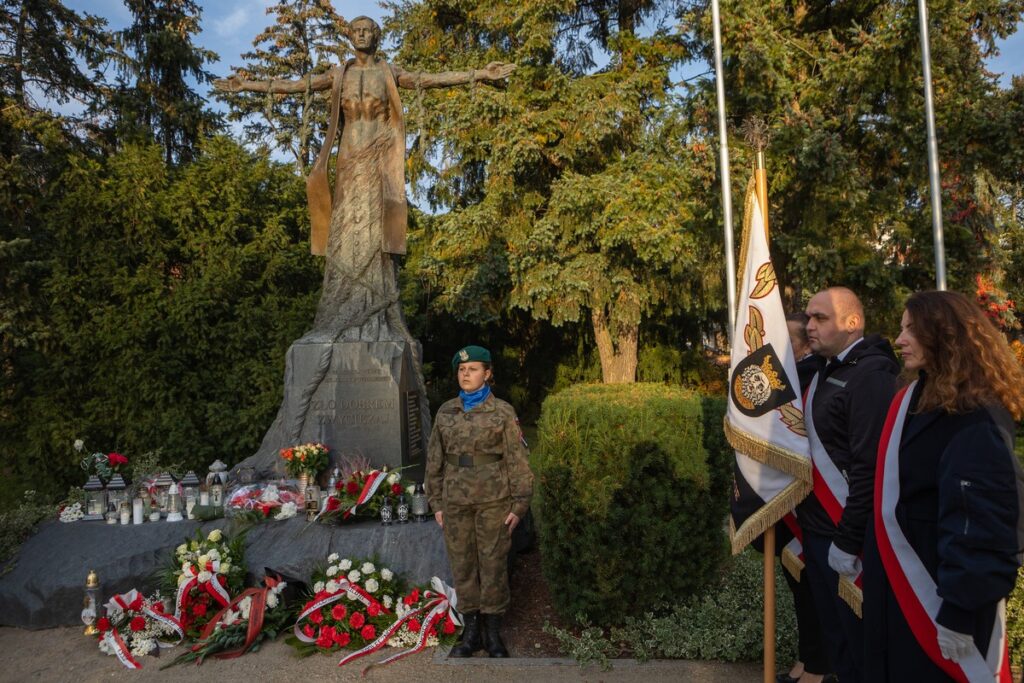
top-left (236, 338), bottom-right (429, 482)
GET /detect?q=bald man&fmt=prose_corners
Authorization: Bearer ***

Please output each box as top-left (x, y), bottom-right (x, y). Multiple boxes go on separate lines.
top-left (799, 287), bottom-right (899, 683)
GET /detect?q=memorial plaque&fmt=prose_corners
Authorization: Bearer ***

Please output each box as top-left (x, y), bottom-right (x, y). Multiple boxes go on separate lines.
top-left (235, 338), bottom-right (430, 479)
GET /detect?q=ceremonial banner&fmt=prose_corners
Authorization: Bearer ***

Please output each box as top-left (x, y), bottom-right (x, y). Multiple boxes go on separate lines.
top-left (726, 187), bottom-right (812, 554)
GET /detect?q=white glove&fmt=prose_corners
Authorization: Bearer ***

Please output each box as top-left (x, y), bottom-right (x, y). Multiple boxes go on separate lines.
top-left (827, 543), bottom-right (862, 579)
top-left (936, 624), bottom-right (974, 662)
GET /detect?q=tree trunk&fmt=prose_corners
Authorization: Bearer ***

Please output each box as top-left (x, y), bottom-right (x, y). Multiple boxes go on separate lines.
top-left (591, 307), bottom-right (638, 384)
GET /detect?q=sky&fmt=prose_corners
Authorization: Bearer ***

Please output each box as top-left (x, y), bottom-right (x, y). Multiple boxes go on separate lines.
top-left (66, 0), bottom-right (1024, 95)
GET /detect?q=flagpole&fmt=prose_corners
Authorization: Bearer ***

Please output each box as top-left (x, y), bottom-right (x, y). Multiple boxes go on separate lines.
top-left (917, 0), bottom-right (946, 290)
top-left (711, 0), bottom-right (737, 341)
top-left (753, 153), bottom-right (776, 683)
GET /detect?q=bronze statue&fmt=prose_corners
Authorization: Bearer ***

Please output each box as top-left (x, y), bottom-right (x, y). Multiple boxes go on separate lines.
top-left (215, 16), bottom-right (513, 341)
top-left (214, 16), bottom-right (514, 470)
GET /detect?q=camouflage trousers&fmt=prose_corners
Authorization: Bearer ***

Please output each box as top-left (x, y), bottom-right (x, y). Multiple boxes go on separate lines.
top-left (442, 497), bottom-right (512, 615)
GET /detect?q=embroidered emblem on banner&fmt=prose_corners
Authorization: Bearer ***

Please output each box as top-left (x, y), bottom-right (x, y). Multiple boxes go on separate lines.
top-left (730, 343), bottom-right (796, 417)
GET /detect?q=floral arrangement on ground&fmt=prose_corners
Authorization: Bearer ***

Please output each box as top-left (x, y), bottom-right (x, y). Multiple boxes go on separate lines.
top-left (159, 528), bottom-right (247, 639)
top-left (95, 589), bottom-right (183, 669)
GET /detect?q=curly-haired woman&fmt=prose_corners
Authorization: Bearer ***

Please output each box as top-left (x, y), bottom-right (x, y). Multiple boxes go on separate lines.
top-left (864, 290), bottom-right (1024, 682)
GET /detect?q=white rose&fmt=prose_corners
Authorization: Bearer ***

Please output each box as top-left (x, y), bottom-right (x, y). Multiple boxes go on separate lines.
top-left (239, 597), bottom-right (251, 620)
top-left (207, 529), bottom-right (222, 543)
top-left (326, 566), bottom-right (339, 577)
top-left (325, 580), bottom-right (339, 594)
top-left (197, 555), bottom-right (210, 567)
top-left (339, 559), bottom-right (352, 571)
top-left (327, 553), bottom-right (339, 564)
top-left (313, 581), bottom-right (325, 593)
top-left (381, 568), bottom-right (393, 581)
top-left (198, 571), bottom-right (213, 584)
top-left (219, 561), bottom-right (231, 575)
top-left (207, 549), bottom-right (220, 561)
top-left (383, 595), bottom-right (393, 609)
top-left (387, 473), bottom-right (400, 485)
top-left (405, 484), bottom-right (415, 496)
top-left (364, 578), bottom-right (379, 593)
top-left (361, 562), bottom-right (375, 574)
top-left (347, 570), bottom-right (361, 583)
top-left (176, 543), bottom-right (187, 557)
top-left (73, 439), bottom-right (85, 452)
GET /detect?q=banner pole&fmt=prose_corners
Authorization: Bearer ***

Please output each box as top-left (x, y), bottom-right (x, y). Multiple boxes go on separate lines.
top-left (763, 526), bottom-right (776, 683)
top-left (917, 0), bottom-right (946, 290)
top-left (711, 0), bottom-right (737, 341)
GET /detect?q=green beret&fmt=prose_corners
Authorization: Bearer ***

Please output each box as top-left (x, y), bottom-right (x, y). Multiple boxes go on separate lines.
top-left (452, 345), bottom-right (491, 369)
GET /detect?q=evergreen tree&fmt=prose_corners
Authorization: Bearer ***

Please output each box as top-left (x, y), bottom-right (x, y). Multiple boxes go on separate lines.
top-left (113, 0), bottom-right (221, 164)
top-left (388, 0), bottom-right (718, 383)
top-left (214, 0), bottom-right (345, 173)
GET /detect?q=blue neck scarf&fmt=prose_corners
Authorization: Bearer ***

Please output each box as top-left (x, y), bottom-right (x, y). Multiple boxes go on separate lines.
top-left (460, 384), bottom-right (491, 412)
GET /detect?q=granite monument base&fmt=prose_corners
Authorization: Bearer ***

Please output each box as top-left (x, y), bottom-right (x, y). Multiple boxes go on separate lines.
top-left (0, 517), bottom-right (451, 630)
top-left (235, 338), bottom-right (429, 482)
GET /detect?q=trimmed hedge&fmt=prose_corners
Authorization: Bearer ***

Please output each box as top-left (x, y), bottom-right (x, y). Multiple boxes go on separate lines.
top-left (534, 383), bottom-right (732, 624)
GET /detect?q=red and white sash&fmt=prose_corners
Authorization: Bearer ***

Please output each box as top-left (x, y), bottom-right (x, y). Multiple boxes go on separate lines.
top-left (874, 383), bottom-right (1011, 682)
top-left (804, 374), bottom-right (863, 612)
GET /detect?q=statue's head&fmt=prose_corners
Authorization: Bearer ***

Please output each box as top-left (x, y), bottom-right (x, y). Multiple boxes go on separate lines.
top-left (347, 16), bottom-right (381, 51)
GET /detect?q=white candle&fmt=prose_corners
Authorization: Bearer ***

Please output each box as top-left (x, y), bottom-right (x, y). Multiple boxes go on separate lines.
top-left (199, 491), bottom-right (210, 506)
top-left (133, 498), bottom-right (144, 525)
top-left (120, 509), bottom-right (130, 525)
top-left (186, 499), bottom-right (196, 520)
top-left (149, 511), bottom-right (161, 522)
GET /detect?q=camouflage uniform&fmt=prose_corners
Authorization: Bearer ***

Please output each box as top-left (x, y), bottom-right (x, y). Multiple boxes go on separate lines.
top-left (425, 394), bottom-right (533, 615)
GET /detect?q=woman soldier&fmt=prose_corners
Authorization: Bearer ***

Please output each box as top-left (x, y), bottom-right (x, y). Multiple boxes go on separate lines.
top-left (425, 345), bottom-right (533, 658)
top-left (864, 290), bottom-right (1024, 682)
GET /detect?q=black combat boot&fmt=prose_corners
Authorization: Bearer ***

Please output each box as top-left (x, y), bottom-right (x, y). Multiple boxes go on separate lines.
top-left (449, 611), bottom-right (483, 657)
top-left (482, 613), bottom-right (509, 658)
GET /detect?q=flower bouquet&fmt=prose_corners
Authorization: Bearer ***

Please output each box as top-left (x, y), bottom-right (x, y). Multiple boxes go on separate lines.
top-left (279, 442), bottom-right (329, 477)
top-left (80, 450), bottom-right (129, 483)
top-left (160, 528), bottom-right (246, 639)
top-left (317, 468), bottom-right (404, 524)
top-left (287, 555), bottom-right (407, 655)
top-left (163, 575), bottom-right (290, 667)
top-left (224, 481), bottom-right (304, 521)
top-left (95, 589), bottom-right (184, 669)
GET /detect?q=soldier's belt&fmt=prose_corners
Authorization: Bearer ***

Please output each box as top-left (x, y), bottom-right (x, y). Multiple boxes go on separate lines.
top-left (446, 454), bottom-right (503, 467)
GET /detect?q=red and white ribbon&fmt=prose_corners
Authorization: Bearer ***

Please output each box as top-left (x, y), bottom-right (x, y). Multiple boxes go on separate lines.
top-left (349, 470), bottom-right (387, 516)
top-left (338, 577), bottom-right (461, 673)
top-left (174, 566), bottom-right (231, 620)
top-left (104, 629), bottom-right (141, 669)
top-left (804, 374), bottom-right (863, 610)
top-left (875, 383), bottom-right (1011, 683)
top-left (293, 579), bottom-right (389, 643)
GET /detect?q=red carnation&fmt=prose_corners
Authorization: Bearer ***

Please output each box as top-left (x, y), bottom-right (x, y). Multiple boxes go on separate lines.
top-left (408, 618), bottom-right (421, 633)
top-left (325, 496), bottom-right (341, 512)
top-left (97, 617), bottom-right (111, 632)
top-left (391, 483), bottom-right (401, 495)
top-left (334, 630), bottom-right (351, 647)
top-left (151, 602), bottom-right (164, 613)
top-left (192, 602), bottom-right (207, 617)
top-left (303, 624), bottom-right (316, 638)
top-left (316, 625), bottom-right (335, 649)
top-left (309, 609), bottom-right (324, 625)
top-left (367, 602), bottom-right (381, 617)
top-left (346, 481), bottom-right (360, 495)
top-left (442, 617), bottom-right (456, 635)
top-left (129, 616), bottom-right (146, 632)
top-left (349, 611), bottom-right (365, 629)
top-left (360, 624), bottom-right (376, 641)
top-left (331, 603), bottom-right (347, 621)
top-left (107, 452), bottom-right (128, 466)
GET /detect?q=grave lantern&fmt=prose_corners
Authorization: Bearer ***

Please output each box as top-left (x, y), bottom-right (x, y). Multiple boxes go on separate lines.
top-left (153, 472), bottom-right (175, 515)
top-left (180, 471), bottom-right (200, 518)
top-left (83, 475), bottom-right (106, 521)
top-left (207, 460), bottom-right (228, 507)
top-left (105, 474), bottom-right (127, 516)
top-left (411, 482), bottom-right (429, 523)
top-left (166, 482), bottom-right (183, 522)
top-left (81, 569), bottom-right (101, 636)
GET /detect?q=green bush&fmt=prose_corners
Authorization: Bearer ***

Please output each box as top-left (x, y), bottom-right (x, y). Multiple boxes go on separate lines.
top-left (1008, 566), bottom-right (1024, 671)
top-left (534, 383), bottom-right (732, 625)
top-left (545, 549), bottom-right (798, 666)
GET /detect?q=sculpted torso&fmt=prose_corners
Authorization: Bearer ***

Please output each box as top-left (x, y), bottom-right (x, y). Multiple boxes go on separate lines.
top-left (340, 64), bottom-right (390, 156)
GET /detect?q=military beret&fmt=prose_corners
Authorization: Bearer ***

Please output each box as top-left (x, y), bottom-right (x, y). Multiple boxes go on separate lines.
top-left (452, 345), bottom-right (491, 369)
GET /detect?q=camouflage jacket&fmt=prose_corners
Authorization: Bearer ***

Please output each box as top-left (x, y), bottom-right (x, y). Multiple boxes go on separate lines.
top-left (425, 394), bottom-right (533, 518)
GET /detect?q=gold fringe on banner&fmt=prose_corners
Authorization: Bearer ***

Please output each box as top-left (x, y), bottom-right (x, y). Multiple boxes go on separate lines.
top-left (724, 416), bottom-right (813, 483)
top-left (781, 548), bottom-right (804, 581)
top-left (729, 476), bottom-right (812, 554)
top-left (838, 577), bottom-right (863, 618)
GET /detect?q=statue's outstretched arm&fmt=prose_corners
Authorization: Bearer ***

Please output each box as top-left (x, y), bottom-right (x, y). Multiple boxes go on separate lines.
top-left (395, 62), bottom-right (515, 89)
top-left (213, 70), bottom-right (335, 94)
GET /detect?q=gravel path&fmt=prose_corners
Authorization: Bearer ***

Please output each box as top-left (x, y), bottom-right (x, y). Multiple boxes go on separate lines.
top-left (0, 626), bottom-right (762, 682)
